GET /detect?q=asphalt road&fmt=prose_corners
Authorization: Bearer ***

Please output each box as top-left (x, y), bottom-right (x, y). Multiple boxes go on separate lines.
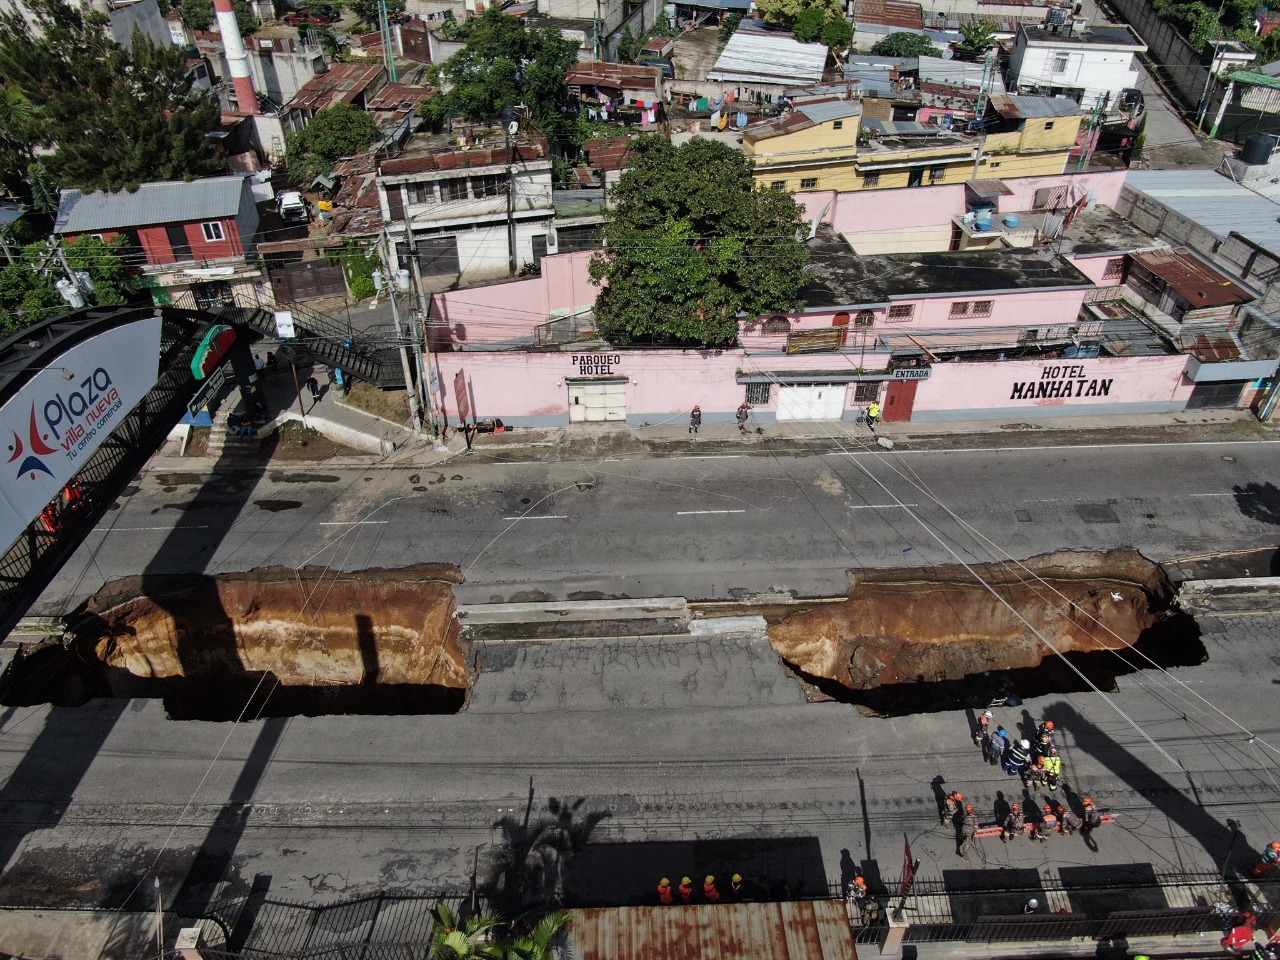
top-left (6, 437), bottom-right (1280, 919)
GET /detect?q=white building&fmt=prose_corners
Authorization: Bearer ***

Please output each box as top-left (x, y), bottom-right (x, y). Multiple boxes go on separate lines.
top-left (378, 126), bottom-right (559, 287)
top-left (1008, 24), bottom-right (1146, 112)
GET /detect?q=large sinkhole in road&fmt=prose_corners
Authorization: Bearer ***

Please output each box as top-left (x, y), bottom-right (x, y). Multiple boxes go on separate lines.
top-left (764, 549), bottom-right (1206, 717)
top-left (1, 565), bottom-right (469, 721)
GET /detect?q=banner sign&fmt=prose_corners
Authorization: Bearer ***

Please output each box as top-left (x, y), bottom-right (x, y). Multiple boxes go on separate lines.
top-left (1, 315), bottom-right (162, 553)
top-left (901, 834), bottom-right (916, 897)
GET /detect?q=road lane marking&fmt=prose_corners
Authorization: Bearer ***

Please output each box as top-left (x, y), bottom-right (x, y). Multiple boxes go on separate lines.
top-left (676, 509), bottom-right (746, 515)
top-left (825, 439), bottom-right (1280, 456)
top-left (1191, 492), bottom-right (1234, 497)
top-left (678, 455), bottom-right (746, 460)
top-left (318, 520), bottom-right (390, 526)
top-left (849, 503), bottom-right (917, 509)
top-left (501, 515), bottom-right (569, 521)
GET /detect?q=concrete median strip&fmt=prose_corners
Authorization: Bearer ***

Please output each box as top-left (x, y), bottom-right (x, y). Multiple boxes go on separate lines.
top-left (457, 597), bottom-right (690, 626)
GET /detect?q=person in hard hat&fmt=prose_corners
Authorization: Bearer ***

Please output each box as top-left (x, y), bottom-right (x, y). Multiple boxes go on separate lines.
top-left (1025, 757), bottom-right (1047, 790)
top-left (959, 804), bottom-right (978, 859)
top-left (657, 877), bottom-right (674, 905)
top-left (1002, 802), bottom-right (1024, 843)
top-left (703, 875), bottom-right (720, 903)
top-left (731, 873), bottom-right (745, 898)
top-left (679, 877), bottom-right (694, 903)
top-left (689, 405), bottom-right (702, 435)
top-left (975, 710), bottom-right (993, 759)
top-left (1024, 898), bottom-right (1040, 914)
top-left (1252, 841), bottom-right (1280, 877)
top-left (1043, 749), bottom-right (1062, 792)
top-left (942, 790), bottom-right (964, 826)
top-left (1004, 738), bottom-right (1031, 776)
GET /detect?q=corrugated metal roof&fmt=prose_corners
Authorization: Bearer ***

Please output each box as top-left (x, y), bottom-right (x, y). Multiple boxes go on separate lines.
top-left (990, 93), bottom-right (1082, 118)
top-left (54, 176), bottom-right (246, 234)
top-left (798, 100), bottom-right (862, 122)
top-left (1125, 168), bottom-right (1280, 257)
top-left (708, 27), bottom-right (828, 85)
top-left (1228, 69), bottom-right (1280, 90)
top-left (1131, 247), bottom-right (1255, 307)
top-left (571, 901), bottom-right (858, 960)
top-left (861, 118), bottom-right (934, 136)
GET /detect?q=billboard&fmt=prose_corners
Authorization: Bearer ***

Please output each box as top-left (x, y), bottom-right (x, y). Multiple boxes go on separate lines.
top-left (1, 315), bottom-right (163, 553)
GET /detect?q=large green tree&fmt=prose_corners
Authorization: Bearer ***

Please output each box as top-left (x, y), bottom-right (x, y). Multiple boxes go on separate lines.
top-left (0, 0), bottom-right (224, 192)
top-left (0, 235), bottom-right (140, 335)
top-left (793, 7), bottom-right (852, 52)
top-left (0, 85), bottom-right (38, 201)
top-left (285, 103), bottom-right (379, 182)
top-left (423, 8), bottom-right (580, 135)
top-left (870, 31), bottom-right (943, 57)
top-left (954, 19), bottom-right (994, 60)
top-left (590, 136), bottom-right (811, 348)
top-left (755, 0), bottom-right (841, 27)
top-left (348, 0), bottom-right (405, 28)
top-left (179, 0), bottom-right (258, 36)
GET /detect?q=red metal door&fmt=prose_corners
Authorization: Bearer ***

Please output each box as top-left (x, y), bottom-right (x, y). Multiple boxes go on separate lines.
top-left (883, 380), bottom-right (918, 422)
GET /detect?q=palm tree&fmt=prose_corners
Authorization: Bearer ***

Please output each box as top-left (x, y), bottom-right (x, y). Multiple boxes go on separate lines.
top-left (429, 902), bottom-right (504, 960)
top-left (500, 911), bottom-right (572, 960)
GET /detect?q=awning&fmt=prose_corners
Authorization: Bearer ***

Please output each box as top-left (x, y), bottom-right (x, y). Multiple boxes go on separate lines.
top-left (966, 179), bottom-right (1014, 199)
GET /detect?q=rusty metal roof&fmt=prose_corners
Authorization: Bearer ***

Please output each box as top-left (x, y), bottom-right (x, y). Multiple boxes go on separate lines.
top-left (570, 901), bottom-right (858, 960)
top-left (566, 60), bottom-right (662, 91)
top-left (286, 63), bottom-right (385, 112)
top-left (1130, 248), bottom-right (1255, 309)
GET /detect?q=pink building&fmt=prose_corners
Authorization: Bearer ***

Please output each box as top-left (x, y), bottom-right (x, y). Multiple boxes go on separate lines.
top-left (425, 171), bottom-right (1279, 428)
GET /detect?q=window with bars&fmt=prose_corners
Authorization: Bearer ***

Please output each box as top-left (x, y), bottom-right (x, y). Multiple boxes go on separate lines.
top-left (929, 165), bottom-right (946, 182)
top-left (441, 178), bottom-right (469, 202)
top-left (1102, 258), bottom-right (1125, 280)
top-left (854, 382), bottom-right (879, 402)
top-left (406, 182), bottom-right (434, 205)
top-left (800, 177), bottom-right (818, 189)
top-left (472, 175), bottom-right (506, 197)
top-left (972, 300), bottom-right (993, 317)
top-left (950, 301), bottom-right (971, 318)
top-left (746, 382), bottom-right (772, 405)
top-left (855, 309), bottom-right (875, 326)
top-left (864, 173), bottom-right (880, 187)
top-left (762, 316), bottom-right (792, 334)
top-left (888, 304), bottom-right (914, 321)
top-left (771, 180), bottom-right (787, 190)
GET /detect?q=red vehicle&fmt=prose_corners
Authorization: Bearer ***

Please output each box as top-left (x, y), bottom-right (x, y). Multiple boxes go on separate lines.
top-left (284, 9), bottom-right (331, 25)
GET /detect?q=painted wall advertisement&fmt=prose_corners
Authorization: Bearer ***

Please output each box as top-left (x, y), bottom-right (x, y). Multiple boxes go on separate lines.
top-left (1, 315), bottom-right (163, 553)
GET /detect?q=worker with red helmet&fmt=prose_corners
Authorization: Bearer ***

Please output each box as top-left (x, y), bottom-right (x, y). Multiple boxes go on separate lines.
top-left (959, 804), bottom-right (978, 859)
top-left (941, 790), bottom-right (964, 826)
top-left (1002, 802), bottom-right (1024, 843)
top-left (1252, 841), bottom-right (1280, 877)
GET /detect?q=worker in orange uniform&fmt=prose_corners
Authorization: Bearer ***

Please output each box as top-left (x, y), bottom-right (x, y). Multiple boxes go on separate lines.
top-left (658, 878), bottom-right (674, 904)
top-left (1252, 841), bottom-right (1280, 877)
top-left (941, 790), bottom-right (963, 826)
top-left (703, 875), bottom-right (720, 902)
top-left (679, 877), bottom-right (694, 903)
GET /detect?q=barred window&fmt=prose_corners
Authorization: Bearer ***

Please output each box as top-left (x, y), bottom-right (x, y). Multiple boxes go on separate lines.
top-left (888, 304), bottom-right (915, 321)
top-left (864, 173), bottom-right (881, 188)
top-left (1102, 258), bottom-right (1125, 280)
top-left (472, 175), bottom-right (506, 198)
top-left (762, 316), bottom-right (792, 334)
top-left (800, 177), bottom-right (818, 189)
top-left (854, 382), bottom-right (879, 402)
top-left (855, 310), bottom-right (876, 326)
top-left (746, 382), bottom-right (772, 405)
top-left (950, 301), bottom-right (971, 318)
top-left (972, 300), bottom-right (994, 317)
top-left (441, 178), bottom-right (469, 201)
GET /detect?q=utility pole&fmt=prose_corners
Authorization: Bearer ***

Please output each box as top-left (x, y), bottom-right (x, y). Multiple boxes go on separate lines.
top-left (402, 220), bottom-right (438, 437)
top-left (1076, 93), bottom-right (1107, 172)
top-left (503, 109), bottom-right (520, 277)
top-left (1196, 41), bottom-right (1223, 131)
top-left (378, 0), bottom-right (398, 82)
top-left (380, 231), bottom-right (422, 433)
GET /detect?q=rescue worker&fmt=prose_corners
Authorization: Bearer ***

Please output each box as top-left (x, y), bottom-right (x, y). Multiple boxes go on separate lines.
top-left (1030, 806), bottom-right (1051, 843)
top-left (851, 875), bottom-right (869, 901)
top-left (866, 400), bottom-right (882, 431)
top-left (988, 726), bottom-right (1009, 767)
top-left (1055, 802), bottom-right (1080, 836)
top-left (1043, 749), bottom-right (1063, 792)
top-left (975, 710), bottom-right (993, 759)
top-left (731, 873), bottom-right (745, 898)
top-left (1081, 796), bottom-right (1102, 832)
top-left (658, 877), bottom-right (674, 904)
top-left (704, 875), bottom-right (720, 903)
top-left (679, 877), bottom-right (694, 903)
top-left (736, 402), bottom-right (751, 432)
top-left (1025, 757), bottom-right (1047, 790)
top-left (942, 790), bottom-right (964, 825)
top-left (959, 804), bottom-right (978, 859)
top-left (1252, 841), bottom-right (1280, 878)
top-left (1024, 898), bottom-right (1040, 914)
top-left (689, 405), bottom-right (702, 435)
top-left (1004, 738), bottom-right (1031, 777)
top-left (1036, 720), bottom-right (1056, 744)
top-left (1001, 802), bottom-right (1024, 843)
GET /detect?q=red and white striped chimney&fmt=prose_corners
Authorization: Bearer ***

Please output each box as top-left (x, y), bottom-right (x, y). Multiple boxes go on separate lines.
top-left (214, 0), bottom-right (260, 116)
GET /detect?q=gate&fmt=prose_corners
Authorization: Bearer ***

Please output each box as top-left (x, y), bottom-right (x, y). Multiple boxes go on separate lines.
top-left (269, 260), bottom-right (348, 304)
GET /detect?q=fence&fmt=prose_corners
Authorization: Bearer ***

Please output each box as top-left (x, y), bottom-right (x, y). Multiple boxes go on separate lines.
top-left (1101, 0), bottom-right (1209, 114)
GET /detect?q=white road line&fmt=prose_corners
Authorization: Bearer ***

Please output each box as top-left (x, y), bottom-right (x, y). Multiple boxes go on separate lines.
top-left (318, 520), bottom-right (391, 526)
top-left (677, 455), bottom-right (746, 460)
top-left (825, 439), bottom-right (1280, 456)
top-left (1021, 497), bottom-right (1086, 503)
top-left (101, 525), bottom-right (210, 532)
top-left (676, 509), bottom-right (747, 515)
top-left (501, 515), bottom-right (569, 521)
top-left (1190, 492), bottom-right (1234, 497)
top-left (848, 503), bottom-right (918, 509)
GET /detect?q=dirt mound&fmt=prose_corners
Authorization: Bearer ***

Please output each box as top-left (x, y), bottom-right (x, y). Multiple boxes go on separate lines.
top-left (45, 564), bottom-right (470, 715)
top-left (768, 550), bottom-right (1174, 692)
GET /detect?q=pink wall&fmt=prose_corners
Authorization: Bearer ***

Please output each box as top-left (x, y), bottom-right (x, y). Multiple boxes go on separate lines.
top-left (1068, 255), bottom-right (1126, 286)
top-left (910, 355), bottom-right (1193, 416)
top-left (798, 170), bottom-right (1132, 234)
top-left (430, 251), bottom-right (597, 344)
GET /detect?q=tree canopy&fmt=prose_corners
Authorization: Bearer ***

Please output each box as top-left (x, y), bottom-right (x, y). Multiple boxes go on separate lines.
top-left (870, 31), bottom-right (943, 57)
top-left (590, 136), bottom-right (811, 349)
top-left (179, 0), bottom-right (257, 35)
top-left (954, 19), bottom-right (994, 60)
top-left (423, 8), bottom-right (580, 135)
top-left (0, 0), bottom-right (224, 192)
top-left (754, 0), bottom-right (841, 27)
top-left (793, 7), bottom-right (853, 50)
top-left (347, 0), bottom-right (405, 28)
top-left (0, 235), bottom-right (140, 335)
top-left (285, 103), bottom-right (380, 182)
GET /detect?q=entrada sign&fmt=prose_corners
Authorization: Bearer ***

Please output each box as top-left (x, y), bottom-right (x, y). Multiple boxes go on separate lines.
top-left (572, 354), bottom-right (621, 376)
top-left (1010, 363), bottom-right (1114, 401)
top-left (892, 367), bottom-right (931, 381)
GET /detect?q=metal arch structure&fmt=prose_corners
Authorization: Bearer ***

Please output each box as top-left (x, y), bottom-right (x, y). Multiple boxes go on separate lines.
top-left (0, 304), bottom-right (243, 641)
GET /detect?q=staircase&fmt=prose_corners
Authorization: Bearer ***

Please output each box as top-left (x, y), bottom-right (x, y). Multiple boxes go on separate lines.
top-left (215, 303), bottom-right (407, 388)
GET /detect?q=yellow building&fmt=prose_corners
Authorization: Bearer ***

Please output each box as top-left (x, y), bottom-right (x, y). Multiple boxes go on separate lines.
top-left (743, 100), bottom-right (863, 194)
top-left (744, 93), bottom-right (1082, 193)
top-left (978, 94), bottom-right (1083, 179)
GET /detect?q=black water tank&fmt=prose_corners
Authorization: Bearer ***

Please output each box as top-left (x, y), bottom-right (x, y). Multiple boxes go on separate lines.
top-left (1242, 133), bottom-right (1276, 165)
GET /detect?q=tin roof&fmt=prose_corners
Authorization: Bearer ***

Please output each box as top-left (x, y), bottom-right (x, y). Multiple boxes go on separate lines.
top-left (708, 23), bottom-right (828, 86)
top-left (566, 60), bottom-right (662, 91)
top-left (1130, 247), bottom-right (1255, 308)
top-left (54, 176), bottom-right (247, 234)
top-left (286, 62), bottom-right (385, 112)
top-left (853, 0), bottom-right (924, 30)
top-left (570, 901), bottom-right (858, 960)
top-left (989, 93), bottom-right (1083, 118)
top-left (745, 99), bottom-right (862, 143)
top-left (1125, 168), bottom-right (1280, 257)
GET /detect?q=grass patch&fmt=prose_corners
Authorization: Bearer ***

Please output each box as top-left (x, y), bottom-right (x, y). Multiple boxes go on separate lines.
top-left (342, 381), bottom-right (413, 426)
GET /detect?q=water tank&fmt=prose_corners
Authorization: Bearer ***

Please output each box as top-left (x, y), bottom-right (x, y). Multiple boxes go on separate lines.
top-left (974, 218), bottom-right (992, 231)
top-left (1003, 215), bottom-right (1021, 228)
top-left (1242, 133), bottom-right (1275, 166)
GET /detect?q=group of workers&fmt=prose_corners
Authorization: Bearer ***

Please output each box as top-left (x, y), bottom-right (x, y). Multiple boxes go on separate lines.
top-left (656, 874), bottom-right (746, 905)
top-left (978, 712), bottom-right (1065, 789)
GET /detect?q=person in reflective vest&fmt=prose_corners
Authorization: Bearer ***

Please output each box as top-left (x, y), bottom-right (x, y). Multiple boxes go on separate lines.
top-left (1043, 751), bottom-right (1063, 792)
top-left (703, 875), bottom-right (720, 903)
top-left (1004, 739), bottom-right (1030, 776)
top-left (658, 878), bottom-right (674, 904)
top-left (679, 877), bottom-right (694, 902)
